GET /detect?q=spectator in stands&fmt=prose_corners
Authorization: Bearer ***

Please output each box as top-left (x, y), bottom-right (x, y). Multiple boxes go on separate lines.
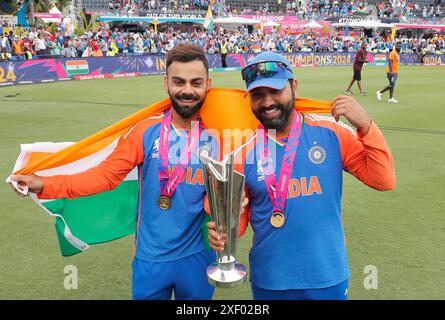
top-left (1, 33), bottom-right (11, 53)
top-left (35, 34), bottom-right (47, 56)
top-left (75, 36), bottom-right (87, 57)
top-left (57, 29), bottom-right (65, 48)
top-left (219, 38), bottom-right (229, 68)
top-left (1, 47), bottom-right (12, 61)
top-left (109, 1), bottom-right (116, 11)
top-left (90, 38), bottom-right (103, 56)
top-left (7, 31), bottom-right (14, 47)
top-left (115, 32), bottom-right (127, 53)
top-left (98, 36), bottom-right (109, 56)
top-left (82, 43), bottom-right (94, 57)
top-left (134, 34), bottom-right (144, 53)
top-left (127, 36), bottom-right (135, 53)
top-left (11, 37), bottom-right (24, 59)
top-left (62, 42), bottom-right (74, 58)
top-left (48, 38), bottom-right (62, 57)
top-left (23, 46), bottom-right (33, 60)
top-left (20, 35), bottom-right (33, 56)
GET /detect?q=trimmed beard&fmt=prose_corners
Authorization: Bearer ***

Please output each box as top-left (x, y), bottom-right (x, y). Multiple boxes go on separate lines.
top-left (169, 91), bottom-right (205, 119)
top-left (253, 86), bottom-right (295, 131)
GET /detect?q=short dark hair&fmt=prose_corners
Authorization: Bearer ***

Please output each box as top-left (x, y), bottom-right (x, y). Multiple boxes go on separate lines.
top-left (166, 43), bottom-right (209, 74)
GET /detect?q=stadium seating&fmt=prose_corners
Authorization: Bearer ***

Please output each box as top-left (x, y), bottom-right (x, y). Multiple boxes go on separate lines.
top-left (82, 0), bottom-right (113, 13)
top-left (226, 0), bottom-right (283, 13)
top-left (79, 0), bottom-right (444, 19)
top-left (82, 0), bottom-right (209, 16)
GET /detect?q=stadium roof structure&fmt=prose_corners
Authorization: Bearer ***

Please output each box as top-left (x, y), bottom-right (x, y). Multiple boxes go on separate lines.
top-left (263, 20), bottom-right (280, 27)
top-left (213, 16), bottom-right (261, 25)
top-left (303, 20), bottom-right (323, 29)
top-left (34, 5), bottom-right (62, 23)
top-left (97, 16), bottom-right (261, 26)
top-left (97, 16), bottom-right (205, 24)
top-left (395, 23), bottom-right (445, 31)
top-left (332, 20), bottom-right (394, 29)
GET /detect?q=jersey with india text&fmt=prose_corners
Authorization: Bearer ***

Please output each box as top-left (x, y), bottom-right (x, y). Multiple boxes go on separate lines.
top-left (39, 110), bottom-right (219, 262)
top-left (235, 113), bottom-right (395, 290)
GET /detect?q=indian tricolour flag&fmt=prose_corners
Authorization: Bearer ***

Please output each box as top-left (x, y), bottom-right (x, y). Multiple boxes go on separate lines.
top-left (203, 1), bottom-right (214, 31)
top-left (7, 97), bottom-right (170, 256)
top-left (11, 141), bottom-right (139, 256)
top-left (65, 60), bottom-right (90, 76)
top-left (7, 89), bottom-right (332, 257)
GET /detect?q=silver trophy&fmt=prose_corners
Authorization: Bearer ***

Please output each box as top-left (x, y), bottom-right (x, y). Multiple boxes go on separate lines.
top-left (200, 151), bottom-right (247, 288)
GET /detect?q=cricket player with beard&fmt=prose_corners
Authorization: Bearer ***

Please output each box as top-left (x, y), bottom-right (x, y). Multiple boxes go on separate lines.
top-left (208, 52), bottom-right (396, 300)
top-left (10, 44), bottom-right (219, 300)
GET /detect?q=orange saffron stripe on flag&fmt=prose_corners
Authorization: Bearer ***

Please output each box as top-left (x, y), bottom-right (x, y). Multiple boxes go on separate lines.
top-left (14, 89), bottom-right (332, 175)
top-left (65, 60), bottom-right (88, 66)
top-left (14, 98), bottom-right (171, 175)
top-left (200, 88), bottom-right (333, 151)
top-left (20, 130), bottom-right (126, 172)
top-left (27, 152), bottom-right (53, 166)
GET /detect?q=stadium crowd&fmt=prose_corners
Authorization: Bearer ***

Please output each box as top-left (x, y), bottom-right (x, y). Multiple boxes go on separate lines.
top-left (377, 0), bottom-right (444, 19)
top-left (93, 0), bottom-right (371, 19)
top-left (1, 22), bottom-right (444, 62)
top-left (89, 0), bottom-right (445, 20)
top-left (1, 0), bottom-right (445, 62)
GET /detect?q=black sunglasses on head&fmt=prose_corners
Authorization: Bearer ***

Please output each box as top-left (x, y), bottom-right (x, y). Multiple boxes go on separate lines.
top-left (242, 61), bottom-right (292, 84)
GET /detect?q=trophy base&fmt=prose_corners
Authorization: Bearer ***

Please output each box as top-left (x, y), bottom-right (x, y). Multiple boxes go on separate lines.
top-left (207, 262), bottom-right (247, 288)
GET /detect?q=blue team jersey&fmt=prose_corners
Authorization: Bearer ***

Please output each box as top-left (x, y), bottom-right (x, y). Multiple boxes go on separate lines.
top-left (237, 112), bottom-right (394, 290)
top-left (130, 113), bottom-right (218, 262)
top-left (239, 114), bottom-right (360, 290)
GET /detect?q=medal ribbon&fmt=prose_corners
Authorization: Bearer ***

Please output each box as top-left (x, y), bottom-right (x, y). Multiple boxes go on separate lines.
top-left (257, 112), bottom-right (303, 214)
top-left (158, 109), bottom-right (202, 198)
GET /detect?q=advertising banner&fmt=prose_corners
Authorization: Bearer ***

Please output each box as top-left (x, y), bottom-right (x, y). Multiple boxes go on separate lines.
top-left (420, 54), bottom-right (445, 66)
top-left (1, 53), bottom-right (442, 86)
top-left (238, 15), bottom-right (330, 33)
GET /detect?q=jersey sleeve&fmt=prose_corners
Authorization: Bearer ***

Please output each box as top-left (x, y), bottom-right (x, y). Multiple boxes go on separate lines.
top-left (338, 120), bottom-right (396, 191)
top-left (38, 117), bottom-right (162, 199)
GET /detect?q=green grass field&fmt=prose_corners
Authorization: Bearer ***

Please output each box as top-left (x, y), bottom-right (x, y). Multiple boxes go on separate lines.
top-left (0, 65), bottom-right (444, 300)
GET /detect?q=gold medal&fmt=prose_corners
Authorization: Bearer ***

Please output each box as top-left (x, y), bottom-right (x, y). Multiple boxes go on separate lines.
top-left (270, 211), bottom-right (285, 228)
top-left (158, 196), bottom-right (172, 210)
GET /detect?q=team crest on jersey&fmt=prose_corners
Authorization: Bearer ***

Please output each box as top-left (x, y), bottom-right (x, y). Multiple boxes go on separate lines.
top-left (308, 145), bottom-right (326, 164)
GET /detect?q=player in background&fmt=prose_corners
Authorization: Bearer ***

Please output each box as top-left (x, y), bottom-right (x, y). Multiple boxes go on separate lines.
top-left (377, 42), bottom-right (402, 103)
top-left (345, 41), bottom-right (368, 96)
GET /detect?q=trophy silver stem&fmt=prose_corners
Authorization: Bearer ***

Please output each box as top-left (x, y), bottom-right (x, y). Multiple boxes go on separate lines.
top-left (223, 153), bottom-right (234, 262)
top-left (200, 151), bottom-right (247, 288)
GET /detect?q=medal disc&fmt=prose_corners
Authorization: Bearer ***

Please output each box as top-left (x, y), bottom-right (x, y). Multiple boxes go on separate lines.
top-left (158, 196), bottom-right (172, 210)
top-left (270, 211), bottom-right (285, 228)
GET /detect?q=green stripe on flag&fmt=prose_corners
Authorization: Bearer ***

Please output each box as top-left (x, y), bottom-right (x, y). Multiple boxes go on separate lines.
top-left (42, 180), bottom-right (138, 256)
top-left (66, 69), bottom-right (89, 75)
